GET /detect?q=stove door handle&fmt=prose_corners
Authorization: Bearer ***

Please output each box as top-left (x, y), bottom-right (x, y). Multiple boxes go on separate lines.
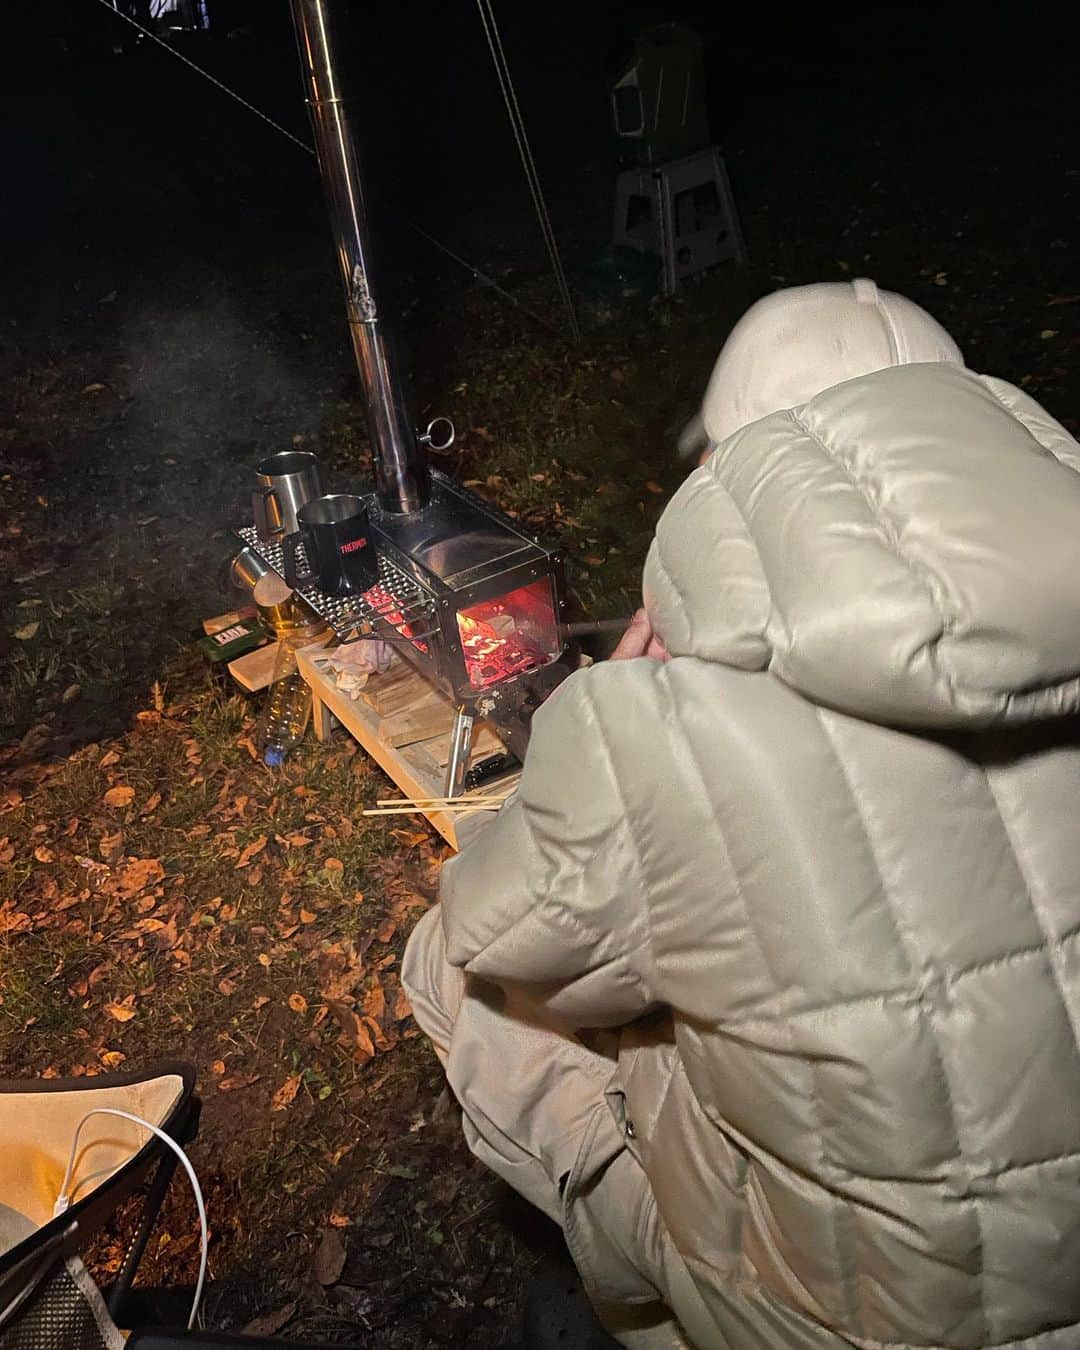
top-left (282, 528), bottom-right (314, 590)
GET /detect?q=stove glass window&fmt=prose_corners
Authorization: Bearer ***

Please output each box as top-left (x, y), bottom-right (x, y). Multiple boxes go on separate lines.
top-left (457, 578), bottom-right (560, 690)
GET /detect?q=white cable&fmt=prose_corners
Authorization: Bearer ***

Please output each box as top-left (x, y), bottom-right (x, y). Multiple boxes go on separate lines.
top-left (54, 1108), bottom-right (207, 1331)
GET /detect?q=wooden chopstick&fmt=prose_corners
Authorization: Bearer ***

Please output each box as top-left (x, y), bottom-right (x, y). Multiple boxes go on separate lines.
top-left (362, 803), bottom-right (503, 817)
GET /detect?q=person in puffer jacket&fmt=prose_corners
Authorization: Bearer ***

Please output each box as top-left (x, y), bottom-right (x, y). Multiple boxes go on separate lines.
top-left (403, 280), bottom-right (1080, 1349)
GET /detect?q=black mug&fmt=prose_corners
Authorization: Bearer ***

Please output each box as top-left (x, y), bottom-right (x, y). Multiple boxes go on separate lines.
top-left (283, 494), bottom-right (379, 596)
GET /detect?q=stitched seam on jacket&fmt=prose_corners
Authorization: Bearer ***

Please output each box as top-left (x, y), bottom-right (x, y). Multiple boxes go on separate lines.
top-left (473, 853), bottom-right (653, 1012)
top-left (717, 927), bottom-right (1080, 1027)
top-left (788, 408), bottom-right (962, 707)
top-left (980, 761), bottom-right (1080, 1090)
top-left (692, 470), bottom-right (772, 641)
top-left (723, 988), bottom-right (917, 1026)
top-left (815, 710), bottom-right (983, 1342)
top-left (706, 456), bottom-right (787, 665)
top-left (473, 798), bottom-right (651, 1017)
top-left (751, 1282), bottom-right (1080, 1350)
top-left (948, 925), bottom-right (1080, 984)
top-left (577, 678), bottom-right (659, 1001)
top-left (980, 377), bottom-right (1080, 476)
top-left (484, 808), bottom-right (602, 949)
top-left (650, 529), bottom-right (691, 621)
top-left (665, 694), bottom-right (857, 1331)
top-left (978, 1146), bottom-right (1080, 1180)
top-left (648, 530), bottom-right (696, 654)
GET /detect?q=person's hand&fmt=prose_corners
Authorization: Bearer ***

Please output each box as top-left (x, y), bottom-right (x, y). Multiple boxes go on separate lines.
top-left (610, 609), bottom-right (671, 662)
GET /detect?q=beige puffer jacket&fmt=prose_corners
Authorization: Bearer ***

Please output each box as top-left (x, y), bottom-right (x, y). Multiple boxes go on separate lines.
top-left (438, 362), bottom-right (1080, 1348)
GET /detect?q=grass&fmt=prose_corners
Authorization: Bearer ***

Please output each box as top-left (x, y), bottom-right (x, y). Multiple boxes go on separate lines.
top-left (0, 930), bottom-right (101, 1043)
top-left (0, 646), bottom-right (454, 1320)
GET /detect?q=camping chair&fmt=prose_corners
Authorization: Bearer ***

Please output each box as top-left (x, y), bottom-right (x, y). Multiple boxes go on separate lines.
top-left (0, 1063), bottom-right (202, 1350)
top-left (0, 1064), bottom-right (364, 1350)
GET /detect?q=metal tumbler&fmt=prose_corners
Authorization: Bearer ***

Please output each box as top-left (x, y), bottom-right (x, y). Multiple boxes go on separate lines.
top-left (252, 450), bottom-right (325, 541)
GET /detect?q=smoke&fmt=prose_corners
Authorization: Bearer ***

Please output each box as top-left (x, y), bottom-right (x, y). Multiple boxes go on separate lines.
top-left (30, 286), bottom-right (347, 671)
top-left (121, 296), bottom-right (327, 474)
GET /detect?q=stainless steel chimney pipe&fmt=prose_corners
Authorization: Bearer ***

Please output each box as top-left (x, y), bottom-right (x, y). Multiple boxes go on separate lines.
top-left (290, 0), bottom-right (430, 515)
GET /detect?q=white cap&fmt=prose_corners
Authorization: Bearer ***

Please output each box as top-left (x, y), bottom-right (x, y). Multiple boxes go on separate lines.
top-left (701, 279), bottom-right (964, 446)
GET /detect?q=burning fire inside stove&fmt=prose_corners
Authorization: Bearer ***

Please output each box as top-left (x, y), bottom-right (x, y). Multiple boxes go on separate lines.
top-left (455, 579), bottom-right (560, 691)
top-left (356, 576), bottom-right (562, 695)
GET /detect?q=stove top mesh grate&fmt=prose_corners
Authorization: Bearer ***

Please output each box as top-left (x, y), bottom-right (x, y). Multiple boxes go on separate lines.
top-left (236, 526), bottom-right (433, 642)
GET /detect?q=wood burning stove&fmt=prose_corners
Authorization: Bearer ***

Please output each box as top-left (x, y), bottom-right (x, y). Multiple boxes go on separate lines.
top-left (358, 472), bottom-right (576, 770)
top-left (238, 0), bottom-right (579, 792)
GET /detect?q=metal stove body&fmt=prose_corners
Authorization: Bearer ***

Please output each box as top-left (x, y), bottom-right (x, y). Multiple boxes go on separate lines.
top-left (366, 472), bottom-right (573, 718)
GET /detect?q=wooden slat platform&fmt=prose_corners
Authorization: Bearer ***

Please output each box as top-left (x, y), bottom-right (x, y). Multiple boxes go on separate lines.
top-left (294, 646), bottom-right (517, 851)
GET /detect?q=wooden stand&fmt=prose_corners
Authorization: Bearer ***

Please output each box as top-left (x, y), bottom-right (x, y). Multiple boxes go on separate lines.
top-left (294, 646), bottom-right (516, 851)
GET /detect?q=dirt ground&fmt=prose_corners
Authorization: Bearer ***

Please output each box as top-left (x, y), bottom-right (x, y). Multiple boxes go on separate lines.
top-left (1, 8), bottom-right (1077, 1347)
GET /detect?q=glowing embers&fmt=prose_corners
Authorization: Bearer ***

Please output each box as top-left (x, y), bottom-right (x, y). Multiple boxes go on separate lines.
top-left (456, 578), bottom-right (560, 690)
top-left (362, 582), bottom-right (429, 654)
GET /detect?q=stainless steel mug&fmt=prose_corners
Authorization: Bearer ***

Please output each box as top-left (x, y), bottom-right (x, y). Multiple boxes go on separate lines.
top-left (252, 451), bottom-right (325, 541)
top-left (229, 545), bottom-right (275, 594)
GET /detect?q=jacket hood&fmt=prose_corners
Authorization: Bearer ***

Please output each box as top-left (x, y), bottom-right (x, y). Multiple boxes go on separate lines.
top-left (644, 362), bottom-right (1080, 728)
top-left (701, 278), bottom-right (964, 447)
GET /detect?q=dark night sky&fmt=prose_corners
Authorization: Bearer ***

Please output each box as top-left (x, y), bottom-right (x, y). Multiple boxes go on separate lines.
top-left (1, 1), bottom-right (1075, 354)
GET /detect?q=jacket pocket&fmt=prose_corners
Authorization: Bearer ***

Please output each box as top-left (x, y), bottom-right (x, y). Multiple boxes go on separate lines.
top-left (561, 1098), bottom-right (661, 1305)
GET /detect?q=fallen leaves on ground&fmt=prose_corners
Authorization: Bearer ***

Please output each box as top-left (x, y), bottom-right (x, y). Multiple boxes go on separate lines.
top-left (391, 983), bottom-right (412, 1021)
top-left (326, 1000), bottom-right (376, 1063)
top-left (110, 857), bottom-right (164, 899)
top-left (236, 834), bottom-right (268, 868)
top-left (242, 1303), bottom-right (297, 1338)
top-left (0, 901), bottom-right (31, 935)
top-left (103, 996), bottom-right (137, 1022)
top-left (218, 1073), bottom-right (260, 1092)
top-left (311, 1228), bottom-right (346, 1286)
top-left (270, 1074), bottom-right (302, 1112)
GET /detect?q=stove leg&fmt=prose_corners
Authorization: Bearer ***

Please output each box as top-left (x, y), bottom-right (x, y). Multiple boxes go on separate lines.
top-left (445, 705), bottom-right (476, 797)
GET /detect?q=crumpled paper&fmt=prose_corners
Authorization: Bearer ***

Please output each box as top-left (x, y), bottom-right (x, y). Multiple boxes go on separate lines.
top-left (324, 640), bottom-right (392, 699)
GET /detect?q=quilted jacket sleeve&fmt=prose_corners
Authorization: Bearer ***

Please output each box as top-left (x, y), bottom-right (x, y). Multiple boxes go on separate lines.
top-left (439, 663), bottom-right (660, 1026)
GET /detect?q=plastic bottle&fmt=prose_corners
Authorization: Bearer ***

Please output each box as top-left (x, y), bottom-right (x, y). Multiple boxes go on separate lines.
top-left (258, 626), bottom-right (332, 766)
